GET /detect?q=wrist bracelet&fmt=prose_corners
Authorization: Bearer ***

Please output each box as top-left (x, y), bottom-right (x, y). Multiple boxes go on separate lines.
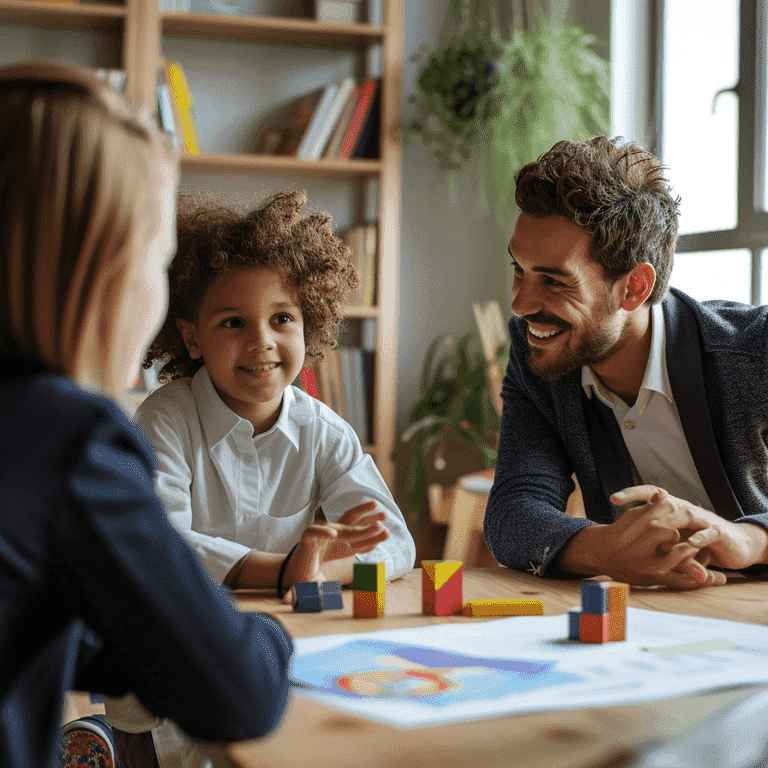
top-left (277, 542), bottom-right (300, 598)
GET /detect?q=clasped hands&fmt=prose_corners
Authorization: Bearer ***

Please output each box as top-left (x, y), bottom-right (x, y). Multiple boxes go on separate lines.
top-left (280, 500), bottom-right (388, 603)
top-left (569, 485), bottom-right (768, 589)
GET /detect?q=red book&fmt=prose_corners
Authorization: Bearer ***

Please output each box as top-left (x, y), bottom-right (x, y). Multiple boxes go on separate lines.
top-left (340, 78), bottom-right (379, 159)
top-left (300, 367), bottom-right (319, 399)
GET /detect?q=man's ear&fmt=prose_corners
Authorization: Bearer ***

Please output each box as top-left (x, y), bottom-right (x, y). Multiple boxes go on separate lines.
top-left (176, 318), bottom-right (202, 360)
top-left (621, 263), bottom-right (656, 311)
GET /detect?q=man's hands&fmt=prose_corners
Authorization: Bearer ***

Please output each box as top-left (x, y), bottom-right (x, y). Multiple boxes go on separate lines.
top-left (555, 485), bottom-right (768, 589)
top-left (281, 501), bottom-right (388, 604)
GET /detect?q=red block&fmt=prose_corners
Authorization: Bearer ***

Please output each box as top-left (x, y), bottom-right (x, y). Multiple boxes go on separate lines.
top-left (579, 612), bottom-right (610, 643)
top-left (422, 562), bottom-right (463, 616)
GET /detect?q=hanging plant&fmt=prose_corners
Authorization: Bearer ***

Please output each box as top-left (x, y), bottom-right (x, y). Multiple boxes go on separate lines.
top-left (403, 0), bottom-right (503, 171)
top-left (483, 1), bottom-right (610, 222)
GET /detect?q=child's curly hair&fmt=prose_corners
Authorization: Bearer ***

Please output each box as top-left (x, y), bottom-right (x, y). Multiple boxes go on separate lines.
top-left (144, 189), bottom-right (359, 381)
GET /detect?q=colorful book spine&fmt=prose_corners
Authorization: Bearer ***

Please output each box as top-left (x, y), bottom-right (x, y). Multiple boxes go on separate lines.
top-left (167, 61), bottom-right (200, 155)
top-left (340, 78), bottom-right (378, 159)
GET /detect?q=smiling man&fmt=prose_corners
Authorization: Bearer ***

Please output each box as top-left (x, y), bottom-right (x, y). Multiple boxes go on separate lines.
top-left (484, 136), bottom-right (768, 589)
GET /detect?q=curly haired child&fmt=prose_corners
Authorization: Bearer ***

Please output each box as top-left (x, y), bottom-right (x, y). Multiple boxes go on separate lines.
top-left (105, 189), bottom-right (415, 768)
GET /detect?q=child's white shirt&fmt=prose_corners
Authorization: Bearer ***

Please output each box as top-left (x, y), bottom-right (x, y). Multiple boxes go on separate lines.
top-left (134, 365), bottom-right (415, 584)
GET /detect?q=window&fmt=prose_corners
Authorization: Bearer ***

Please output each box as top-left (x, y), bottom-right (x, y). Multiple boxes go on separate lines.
top-left (658, 0), bottom-right (768, 305)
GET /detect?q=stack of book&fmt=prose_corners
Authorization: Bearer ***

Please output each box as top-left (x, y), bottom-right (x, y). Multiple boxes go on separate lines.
top-left (295, 319), bottom-right (376, 445)
top-left (341, 222), bottom-right (377, 307)
top-left (254, 77), bottom-right (381, 160)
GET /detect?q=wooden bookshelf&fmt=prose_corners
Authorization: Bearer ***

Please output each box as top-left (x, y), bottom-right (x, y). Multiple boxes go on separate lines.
top-left (0, 0), bottom-right (402, 490)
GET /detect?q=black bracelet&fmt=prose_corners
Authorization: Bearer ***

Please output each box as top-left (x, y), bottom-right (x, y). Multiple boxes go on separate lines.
top-left (277, 542), bottom-right (300, 598)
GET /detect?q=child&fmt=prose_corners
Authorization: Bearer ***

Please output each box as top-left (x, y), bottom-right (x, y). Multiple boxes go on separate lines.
top-left (0, 62), bottom-right (294, 768)
top-left (105, 191), bottom-right (416, 767)
top-left (137, 190), bottom-right (415, 592)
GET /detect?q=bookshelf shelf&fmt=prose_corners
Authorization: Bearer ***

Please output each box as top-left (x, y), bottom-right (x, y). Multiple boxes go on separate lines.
top-left (0, 0), bottom-right (125, 31)
top-left (180, 152), bottom-right (382, 179)
top-left (162, 12), bottom-right (385, 49)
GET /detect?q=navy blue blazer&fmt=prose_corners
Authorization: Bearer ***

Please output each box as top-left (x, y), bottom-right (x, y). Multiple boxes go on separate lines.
top-left (0, 359), bottom-right (293, 768)
top-left (484, 288), bottom-right (768, 577)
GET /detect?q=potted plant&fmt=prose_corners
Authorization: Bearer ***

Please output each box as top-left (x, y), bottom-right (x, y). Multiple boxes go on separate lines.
top-left (392, 333), bottom-right (508, 529)
top-left (403, 0), bottom-right (503, 171)
top-left (482, 1), bottom-right (610, 222)
top-left (405, 0), bottom-right (609, 220)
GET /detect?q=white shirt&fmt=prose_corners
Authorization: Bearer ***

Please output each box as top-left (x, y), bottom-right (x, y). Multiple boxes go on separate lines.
top-left (581, 302), bottom-right (716, 512)
top-left (135, 366), bottom-right (415, 584)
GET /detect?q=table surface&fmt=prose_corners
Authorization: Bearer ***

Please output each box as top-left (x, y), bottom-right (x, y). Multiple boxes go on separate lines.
top-left (228, 568), bottom-right (768, 768)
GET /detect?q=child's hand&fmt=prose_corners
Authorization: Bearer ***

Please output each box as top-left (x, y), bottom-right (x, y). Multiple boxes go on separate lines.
top-left (280, 501), bottom-right (388, 604)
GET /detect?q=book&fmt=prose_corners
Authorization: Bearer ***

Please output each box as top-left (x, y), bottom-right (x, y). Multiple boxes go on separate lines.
top-left (167, 60), bottom-right (201, 155)
top-left (295, 82), bottom-right (339, 160)
top-left (323, 82), bottom-right (361, 158)
top-left (156, 68), bottom-right (179, 148)
top-left (362, 348), bottom-right (375, 444)
top-left (341, 224), bottom-right (367, 306)
top-left (340, 347), bottom-right (367, 443)
top-left (340, 78), bottom-right (379, 159)
top-left (306, 76), bottom-right (356, 159)
top-left (351, 86), bottom-right (380, 159)
top-left (158, 59), bottom-right (183, 154)
top-left (254, 87), bottom-right (326, 156)
top-left (363, 222), bottom-right (377, 305)
top-left (316, 348), bottom-right (346, 419)
top-left (299, 367), bottom-right (319, 399)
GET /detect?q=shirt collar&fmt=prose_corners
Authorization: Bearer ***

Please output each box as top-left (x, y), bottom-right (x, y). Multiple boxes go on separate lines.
top-left (191, 366), bottom-right (306, 450)
top-left (581, 302), bottom-right (673, 408)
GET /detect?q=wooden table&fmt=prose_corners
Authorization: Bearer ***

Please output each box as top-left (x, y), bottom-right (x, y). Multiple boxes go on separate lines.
top-left (228, 568), bottom-right (768, 768)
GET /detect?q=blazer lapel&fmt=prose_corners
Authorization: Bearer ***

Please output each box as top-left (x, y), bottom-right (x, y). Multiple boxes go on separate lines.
top-left (663, 292), bottom-right (743, 519)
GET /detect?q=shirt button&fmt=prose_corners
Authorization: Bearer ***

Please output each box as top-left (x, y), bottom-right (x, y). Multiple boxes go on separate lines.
top-left (623, 420), bottom-right (635, 430)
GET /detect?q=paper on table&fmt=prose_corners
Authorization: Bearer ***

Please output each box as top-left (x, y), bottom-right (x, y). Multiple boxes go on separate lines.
top-left (289, 607), bottom-right (768, 728)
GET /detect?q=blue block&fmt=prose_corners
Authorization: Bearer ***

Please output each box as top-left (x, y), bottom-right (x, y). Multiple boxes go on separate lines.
top-left (568, 608), bottom-right (581, 640)
top-left (294, 582), bottom-right (321, 599)
top-left (296, 595), bottom-right (323, 612)
top-left (581, 582), bottom-right (610, 615)
top-left (320, 581), bottom-right (343, 610)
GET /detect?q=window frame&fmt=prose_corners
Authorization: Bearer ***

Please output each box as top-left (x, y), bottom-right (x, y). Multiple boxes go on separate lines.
top-left (656, 0), bottom-right (768, 305)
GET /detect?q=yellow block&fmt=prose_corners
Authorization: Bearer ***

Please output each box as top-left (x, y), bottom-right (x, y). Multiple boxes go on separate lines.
top-left (422, 560), bottom-right (463, 590)
top-left (462, 599), bottom-right (544, 617)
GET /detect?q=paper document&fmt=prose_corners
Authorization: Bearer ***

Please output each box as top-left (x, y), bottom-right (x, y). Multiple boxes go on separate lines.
top-left (289, 607), bottom-right (768, 727)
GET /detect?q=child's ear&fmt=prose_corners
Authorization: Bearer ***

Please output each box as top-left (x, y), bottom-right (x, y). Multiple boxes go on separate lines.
top-left (176, 318), bottom-right (202, 360)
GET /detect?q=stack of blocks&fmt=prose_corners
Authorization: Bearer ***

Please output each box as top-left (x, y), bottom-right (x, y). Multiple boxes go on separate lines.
top-left (352, 562), bottom-right (385, 618)
top-left (569, 582), bottom-right (628, 643)
top-left (422, 560), bottom-right (463, 616)
top-left (293, 581), bottom-right (343, 613)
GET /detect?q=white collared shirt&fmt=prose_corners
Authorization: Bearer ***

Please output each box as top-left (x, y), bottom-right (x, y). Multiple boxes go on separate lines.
top-left (581, 302), bottom-right (715, 512)
top-left (135, 366), bottom-right (415, 584)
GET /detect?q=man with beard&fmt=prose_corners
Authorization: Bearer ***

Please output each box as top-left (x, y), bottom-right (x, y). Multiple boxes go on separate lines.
top-left (484, 136), bottom-right (768, 588)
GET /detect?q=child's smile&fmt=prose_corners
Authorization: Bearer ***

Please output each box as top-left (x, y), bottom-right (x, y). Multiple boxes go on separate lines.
top-left (178, 264), bottom-right (305, 434)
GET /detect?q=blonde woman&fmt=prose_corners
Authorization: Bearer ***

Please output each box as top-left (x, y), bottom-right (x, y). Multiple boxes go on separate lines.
top-left (0, 62), bottom-right (293, 768)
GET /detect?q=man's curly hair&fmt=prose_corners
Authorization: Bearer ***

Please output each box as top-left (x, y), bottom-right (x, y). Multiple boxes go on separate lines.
top-left (145, 190), bottom-right (359, 381)
top-left (515, 136), bottom-right (681, 304)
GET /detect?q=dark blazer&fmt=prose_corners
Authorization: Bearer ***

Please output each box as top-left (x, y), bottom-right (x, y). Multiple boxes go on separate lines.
top-left (0, 359), bottom-right (293, 768)
top-left (484, 288), bottom-right (768, 577)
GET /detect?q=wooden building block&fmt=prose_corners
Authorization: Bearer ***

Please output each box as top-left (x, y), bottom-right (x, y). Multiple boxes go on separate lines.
top-left (352, 562), bottom-right (385, 592)
top-left (422, 560), bottom-right (463, 616)
top-left (320, 580), bottom-right (343, 610)
top-left (353, 588), bottom-right (384, 618)
top-left (581, 582), bottom-right (610, 614)
top-left (294, 581), bottom-right (323, 613)
top-left (461, 599), bottom-right (544, 617)
top-left (607, 583), bottom-right (628, 641)
top-left (568, 608), bottom-right (581, 640)
top-left (579, 612), bottom-right (610, 643)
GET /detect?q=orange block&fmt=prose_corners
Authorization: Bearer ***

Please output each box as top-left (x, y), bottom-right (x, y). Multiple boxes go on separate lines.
top-left (353, 589), bottom-right (384, 618)
top-left (579, 612), bottom-right (610, 643)
top-left (608, 583), bottom-right (628, 641)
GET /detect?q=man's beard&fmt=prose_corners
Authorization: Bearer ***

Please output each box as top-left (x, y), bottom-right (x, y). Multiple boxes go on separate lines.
top-left (525, 301), bottom-right (626, 381)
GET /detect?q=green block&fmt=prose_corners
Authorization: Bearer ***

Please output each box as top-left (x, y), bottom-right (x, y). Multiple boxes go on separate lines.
top-left (351, 562), bottom-right (384, 592)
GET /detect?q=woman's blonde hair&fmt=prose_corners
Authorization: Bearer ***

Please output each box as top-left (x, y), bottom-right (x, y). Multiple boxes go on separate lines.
top-left (0, 61), bottom-right (176, 393)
